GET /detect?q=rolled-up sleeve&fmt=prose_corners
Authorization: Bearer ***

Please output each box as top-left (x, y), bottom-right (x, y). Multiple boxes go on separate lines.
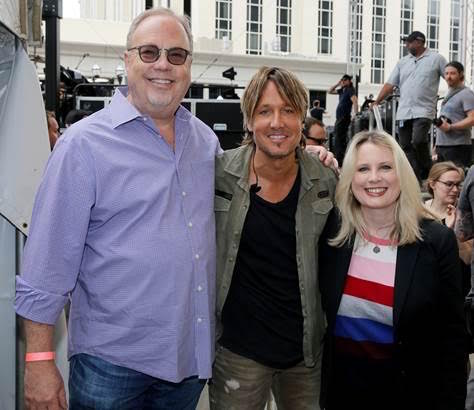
top-left (15, 135), bottom-right (95, 325)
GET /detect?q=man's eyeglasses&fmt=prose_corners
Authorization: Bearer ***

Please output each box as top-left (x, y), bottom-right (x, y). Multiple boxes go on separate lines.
top-left (436, 179), bottom-right (463, 190)
top-left (307, 137), bottom-right (328, 146)
top-left (127, 45), bottom-right (191, 65)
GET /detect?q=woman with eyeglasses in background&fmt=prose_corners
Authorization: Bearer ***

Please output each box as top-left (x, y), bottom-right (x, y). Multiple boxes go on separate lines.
top-left (425, 161), bottom-right (465, 228)
top-left (425, 161), bottom-right (471, 296)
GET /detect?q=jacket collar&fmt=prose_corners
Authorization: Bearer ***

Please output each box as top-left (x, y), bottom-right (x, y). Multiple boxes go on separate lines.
top-left (223, 144), bottom-right (322, 191)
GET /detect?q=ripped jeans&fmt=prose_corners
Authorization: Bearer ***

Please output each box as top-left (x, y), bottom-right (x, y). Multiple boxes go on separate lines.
top-left (209, 345), bottom-right (321, 410)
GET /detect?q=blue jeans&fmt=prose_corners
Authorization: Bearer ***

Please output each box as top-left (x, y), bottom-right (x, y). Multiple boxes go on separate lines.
top-left (69, 353), bottom-right (206, 410)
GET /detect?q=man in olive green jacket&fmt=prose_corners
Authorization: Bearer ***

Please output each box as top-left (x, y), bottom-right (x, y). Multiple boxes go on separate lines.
top-left (209, 66), bottom-right (337, 410)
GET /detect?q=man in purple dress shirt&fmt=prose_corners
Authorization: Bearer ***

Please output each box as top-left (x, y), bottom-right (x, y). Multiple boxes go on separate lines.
top-left (15, 8), bottom-right (219, 409)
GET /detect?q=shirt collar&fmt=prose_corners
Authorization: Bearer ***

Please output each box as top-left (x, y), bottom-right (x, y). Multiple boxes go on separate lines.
top-left (409, 48), bottom-right (430, 62)
top-left (108, 87), bottom-right (192, 129)
top-left (109, 87), bottom-right (143, 128)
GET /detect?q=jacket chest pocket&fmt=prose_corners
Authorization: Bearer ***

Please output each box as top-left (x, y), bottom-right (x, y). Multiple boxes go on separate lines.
top-left (311, 198), bottom-right (333, 236)
top-left (214, 194), bottom-right (232, 233)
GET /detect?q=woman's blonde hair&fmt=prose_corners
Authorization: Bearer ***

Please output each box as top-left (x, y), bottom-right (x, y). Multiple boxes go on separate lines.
top-left (240, 66), bottom-right (308, 146)
top-left (330, 130), bottom-right (434, 247)
top-left (426, 161), bottom-right (465, 197)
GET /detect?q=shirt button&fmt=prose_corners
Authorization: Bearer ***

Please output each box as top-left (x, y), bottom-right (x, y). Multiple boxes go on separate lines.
top-left (195, 254), bottom-right (200, 259)
top-left (182, 191), bottom-right (187, 196)
top-left (188, 222), bottom-right (193, 228)
top-left (197, 317), bottom-right (203, 323)
top-left (197, 285), bottom-right (203, 292)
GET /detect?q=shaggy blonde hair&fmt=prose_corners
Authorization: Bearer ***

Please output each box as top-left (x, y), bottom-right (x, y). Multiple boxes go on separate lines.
top-left (426, 161), bottom-right (465, 197)
top-left (241, 66), bottom-right (308, 146)
top-left (330, 130), bottom-right (434, 247)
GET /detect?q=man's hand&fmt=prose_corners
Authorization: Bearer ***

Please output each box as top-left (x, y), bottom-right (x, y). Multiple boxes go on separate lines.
top-left (305, 145), bottom-right (339, 172)
top-left (25, 361), bottom-right (67, 410)
top-left (438, 118), bottom-right (451, 132)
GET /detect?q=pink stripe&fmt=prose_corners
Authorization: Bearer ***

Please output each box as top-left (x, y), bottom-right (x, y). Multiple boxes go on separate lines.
top-left (348, 254), bottom-right (396, 287)
top-left (362, 233), bottom-right (397, 246)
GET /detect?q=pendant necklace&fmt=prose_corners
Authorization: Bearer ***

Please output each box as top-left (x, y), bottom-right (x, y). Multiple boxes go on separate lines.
top-left (372, 245), bottom-right (381, 254)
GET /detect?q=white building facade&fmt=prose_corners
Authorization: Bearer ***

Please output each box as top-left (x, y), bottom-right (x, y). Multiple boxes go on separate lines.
top-left (31, 0), bottom-right (474, 125)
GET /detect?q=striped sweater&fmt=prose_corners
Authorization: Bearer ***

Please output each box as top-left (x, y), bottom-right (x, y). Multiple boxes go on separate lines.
top-left (334, 233), bottom-right (397, 360)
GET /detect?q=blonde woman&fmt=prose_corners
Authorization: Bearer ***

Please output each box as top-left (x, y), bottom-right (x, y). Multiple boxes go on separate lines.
top-left (319, 131), bottom-right (467, 409)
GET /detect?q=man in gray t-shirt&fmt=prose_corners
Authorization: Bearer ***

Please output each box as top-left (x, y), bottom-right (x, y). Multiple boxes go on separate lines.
top-left (373, 31), bottom-right (446, 181)
top-left (435, 61), bottom-right (474, 167)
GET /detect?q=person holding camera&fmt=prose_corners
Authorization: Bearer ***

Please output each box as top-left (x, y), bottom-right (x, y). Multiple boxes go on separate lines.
top-left (372, 31), bottom-right (446, 181)
top-left (435, 61), bottom-right (474, 168)
top-left (328, 74), bottom-right (358, 166)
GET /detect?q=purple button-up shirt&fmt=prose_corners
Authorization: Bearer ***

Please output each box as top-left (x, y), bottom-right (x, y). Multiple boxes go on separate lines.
top-left (15, 89), bottom-right (220, 382)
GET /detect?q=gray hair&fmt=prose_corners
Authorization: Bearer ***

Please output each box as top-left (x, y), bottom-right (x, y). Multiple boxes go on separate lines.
top-left (126, 7), bottom-right (193, 52)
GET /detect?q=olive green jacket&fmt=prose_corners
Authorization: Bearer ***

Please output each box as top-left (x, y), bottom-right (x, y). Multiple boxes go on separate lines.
top-left (215, 144), bottom-right (337, 367)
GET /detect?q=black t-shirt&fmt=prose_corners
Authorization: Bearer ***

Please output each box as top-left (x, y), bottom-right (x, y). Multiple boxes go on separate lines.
top-left (336, 86), bottom-right (355, 119)
top-left (220, 171), bottom-right (303, 369)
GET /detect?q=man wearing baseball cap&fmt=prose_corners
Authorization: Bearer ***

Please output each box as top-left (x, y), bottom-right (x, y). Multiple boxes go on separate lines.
top-left (372, 30), bottom-right (447, 181)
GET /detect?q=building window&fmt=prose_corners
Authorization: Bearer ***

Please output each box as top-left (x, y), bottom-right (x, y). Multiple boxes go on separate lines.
top-left (450, 0), bottom-right (461, 61)
top-left (318, 0), bottom-right (333, 54)
top-left (276, 0), bottom-right (291, 52)
top-left (349, 0), bottom-right (363, 64)
top-left (427, 0), bottom-right (440, 51)
top-left (399, 0), bottom-right (414, 58)
top-left (246, 0), bottom-right (263, 55)
top-left (371, 0), bottom-right (386, 84)
top-left (133, 0), bottom-right (144, 18)
top-left (216, 0), bottom-right (232, 40)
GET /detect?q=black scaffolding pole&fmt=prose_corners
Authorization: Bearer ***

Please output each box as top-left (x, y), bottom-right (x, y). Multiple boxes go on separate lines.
top-left (42, 0), bottom-right (63, 117)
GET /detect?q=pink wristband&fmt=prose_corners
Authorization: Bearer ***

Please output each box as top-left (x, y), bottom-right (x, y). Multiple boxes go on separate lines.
top-left (25, 352), bottom-right (56, 362)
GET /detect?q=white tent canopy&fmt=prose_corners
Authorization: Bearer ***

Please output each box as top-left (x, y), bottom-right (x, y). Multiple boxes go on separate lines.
top-left (0, 2), bottom-right (69, 408)
top-left (0, 0), bottom-right (20, 36)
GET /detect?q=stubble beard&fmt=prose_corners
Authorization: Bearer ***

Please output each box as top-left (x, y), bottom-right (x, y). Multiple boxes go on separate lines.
top-left (256, 141), bottom-right (296, 161)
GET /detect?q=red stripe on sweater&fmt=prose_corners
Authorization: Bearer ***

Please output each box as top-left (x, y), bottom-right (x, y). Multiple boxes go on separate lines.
top-left (344, 275), bottom-right (394, 307)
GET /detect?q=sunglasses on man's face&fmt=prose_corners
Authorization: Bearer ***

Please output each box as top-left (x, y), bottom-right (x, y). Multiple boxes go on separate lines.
top-left (127, 45), bottom-right (192, 65)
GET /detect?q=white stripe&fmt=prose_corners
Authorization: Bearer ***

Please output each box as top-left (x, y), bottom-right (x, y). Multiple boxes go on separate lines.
top-left (338, 294), bottom-right (393, 326)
